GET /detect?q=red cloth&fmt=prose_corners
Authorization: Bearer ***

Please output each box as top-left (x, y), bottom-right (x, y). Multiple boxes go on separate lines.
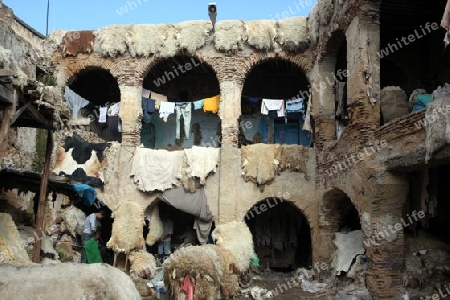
top-left (181, 274), bottom-right (195, 300)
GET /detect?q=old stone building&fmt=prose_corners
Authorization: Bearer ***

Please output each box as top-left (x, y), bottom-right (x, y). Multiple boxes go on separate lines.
top-left (2, 0), bottom-right (450, 299)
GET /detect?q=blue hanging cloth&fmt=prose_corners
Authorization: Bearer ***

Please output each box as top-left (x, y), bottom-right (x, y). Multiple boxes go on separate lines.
top-left (72, 184), bottom-right (97, 206)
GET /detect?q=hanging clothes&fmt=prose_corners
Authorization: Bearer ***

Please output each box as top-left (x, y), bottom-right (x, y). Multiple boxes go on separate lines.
top-left (141, 88), bottom-right (151, 98)
top-left (261, 99), bottom-right (285, 117)
top-left (64, 86), bottom-right (90, 119)
top-left (203, 95), bottom-right (220, 113)
top-left (98, 106), bottom-right (107, 123)
top-left (248, 97), bottom-right (260, 107)
top-left (285, 98), bottom-right (303, 113)
top-left (302, 96), bottom-right (312, 133)
top-left (107, 102), bottom-right (120, 116)
top-left (141, 97), bottom-right (156, 124)
top-left (159, 101), bottom-right (175, 122)
top-left (193, 99), bottom-right (204, 110)
top-left (175, 102), bottom-right (192, 139)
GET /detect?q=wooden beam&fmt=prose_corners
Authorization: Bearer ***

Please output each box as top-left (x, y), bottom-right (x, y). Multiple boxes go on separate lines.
top-left (32, 130), bottom-right (53, 263)
top-left (0, 105), bottom-right (13, 163)
top-left (0, 84), bottom-right (13, 103)
top-left (26, 102), bottom-right (50, 125)
top-left (11, 102), bottom-right (29, 125)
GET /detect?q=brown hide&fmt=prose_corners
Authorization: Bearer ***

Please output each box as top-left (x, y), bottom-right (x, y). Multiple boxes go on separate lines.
top-left (62, 31), bottom-right (95, 57)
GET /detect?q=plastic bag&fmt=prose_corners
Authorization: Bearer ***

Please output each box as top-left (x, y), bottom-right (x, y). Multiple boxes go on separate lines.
top-left (84, 237), bottom-right (102, 263)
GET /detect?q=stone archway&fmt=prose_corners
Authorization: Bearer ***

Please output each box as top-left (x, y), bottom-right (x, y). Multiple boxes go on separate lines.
top-left (66, 66), bottom-right (121, 142)
top-left (241, 57), bottom-right (312, 146)
top-left (244, 198), bottom-right (312, 271)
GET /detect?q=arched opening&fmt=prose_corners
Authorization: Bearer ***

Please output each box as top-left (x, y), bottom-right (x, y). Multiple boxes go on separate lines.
top-left (67, 67), bottom-right (121, 142)
top-left (141, 56), bottom-right (221, 150)
top-left (322, 189), bottom-right (364, 281)
top-left (379, 0), bottom-right (448, 124)
top-left (240, 58), bottom-right (313, 147)
top-left (244, 199), bottom-right (311, 271)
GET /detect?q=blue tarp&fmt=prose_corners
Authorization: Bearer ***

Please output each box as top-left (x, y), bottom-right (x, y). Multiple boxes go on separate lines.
top-left (72, 184), bottom-right (97, 206)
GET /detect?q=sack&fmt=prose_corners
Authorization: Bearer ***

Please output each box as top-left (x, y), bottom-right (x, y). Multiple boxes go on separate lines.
top-left (380, 87), bottom-right (409, 122)
top-left (84, 237), bottom-right (102, 263)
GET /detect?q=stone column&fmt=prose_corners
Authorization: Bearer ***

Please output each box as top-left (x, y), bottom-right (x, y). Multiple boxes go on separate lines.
top-left (345, 15), bottom-right (381, 143)
top-left (217, 78), bottom-right (243, 223)
top-left (365, 172), bottom-right (409, 299)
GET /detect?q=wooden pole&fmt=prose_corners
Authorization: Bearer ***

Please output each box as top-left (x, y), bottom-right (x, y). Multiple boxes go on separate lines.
top-left (32, 130), bottom-right (53, 263)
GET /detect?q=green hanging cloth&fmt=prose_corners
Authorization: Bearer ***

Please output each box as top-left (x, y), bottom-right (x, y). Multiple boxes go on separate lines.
top-left (250, 252), bottom-right (260, 267)
top-left (84, 237), bottom-right (102, 263)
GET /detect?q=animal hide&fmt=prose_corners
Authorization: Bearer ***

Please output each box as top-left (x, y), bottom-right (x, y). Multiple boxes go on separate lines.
top-left (128, 250), bottom-right (157, 280)
top-left (62, 30), bottom-right (94, 57)
top-left (107, 201), bottom-right (145, 253)
top-left (275, 144), bottom-right (309, 178)
top-left (130, 147), bottom-right (184, 192)
top-left (60, 205), bottom-right (86, 237)
top-left (0, 213), bottom-right (32, 265)
top-left (212, 221), bottom-right (254, 272)
top-left (183, 146), bottom-right (220, 185)
top-left (424, 96), bottom-right (450, 162)
top-left (241, 144), bottom-right (279, 187)
top-left (145, 205), bottom-right (163, 246)
top-left (52, 133), bottom-right (109, 187)
top-left (164, 245), bottom-right (239, 300)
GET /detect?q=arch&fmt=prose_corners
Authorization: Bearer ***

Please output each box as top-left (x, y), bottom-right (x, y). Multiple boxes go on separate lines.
top-left (243, 198), bottom-right (312, 270)
top-left (140, 54), bottom-right (221, 149)
top-left (66, 66), bottom-right (121, 142)
top-left (321, 188), bottom-right (361, 233)
top-left (240, 56), bottom-right (312, 146)
top-left (68, 67), bottom-right (120, 105)
top-left (141, 54), bottom-right (220, 101)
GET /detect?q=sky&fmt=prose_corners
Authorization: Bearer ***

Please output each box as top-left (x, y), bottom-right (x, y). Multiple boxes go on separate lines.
top-left (3, 0), bottom-right (317, 36)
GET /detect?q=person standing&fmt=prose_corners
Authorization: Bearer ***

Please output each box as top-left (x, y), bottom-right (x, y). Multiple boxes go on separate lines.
top-left (158, 216), bottom-right (174, 263)
top-left (81, 210), bottom-right (104, 263)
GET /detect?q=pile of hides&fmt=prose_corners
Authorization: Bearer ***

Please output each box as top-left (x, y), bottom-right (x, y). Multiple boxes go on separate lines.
top-left (424, 95), bottom-right (450, 162)
top-left (331, 230), bottom-right (364, 275)
top-left (61, 30), bottom-right (94, 57)
top-left (0, 263), bottom-right (141, 299)
top-left (145, 205), bottom-right (164, 246)
top-left (241, 144), bottom-right (310, 189)
top-left (380, 86), bottom-right (410, 123)
top-left (0, 213), bottom-right (32, 265)
top-left (161, 187), bottom-right (213, 244)
top-left (92, 19), bottom-right (309, 57)
top-left (163, 221), bottom-right (254, 299)
top-left (52, 133), bottom-right (110, 187)
top-left (128, 250), bottom-right (157, 280)
top-left (130, 147), bottom-right (184, 192)
top-left (60, 205), bottom-right (86, 237)
top-left (276, 17), bottom-right (309, 51)
top-left (94, 22), bottom-right (212, 58)
top-left (130, 146), bottom-right (220, 192)
top-left (163, 245), bottom-right (239, 299)
top-left (107, 201), bottom-right (145, 254)
top-left (404, 233), bottom-right (450, 288)
top-left (211, 221), bottom-right (254, 272)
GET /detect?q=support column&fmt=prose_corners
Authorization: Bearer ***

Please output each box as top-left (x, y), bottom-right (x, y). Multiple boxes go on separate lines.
top-left (217, 80), bottom-right (243, 223)
top-left (346, 15), bottom-right (380, 142)
top-left (365, 172), bottom-right (409, 299)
